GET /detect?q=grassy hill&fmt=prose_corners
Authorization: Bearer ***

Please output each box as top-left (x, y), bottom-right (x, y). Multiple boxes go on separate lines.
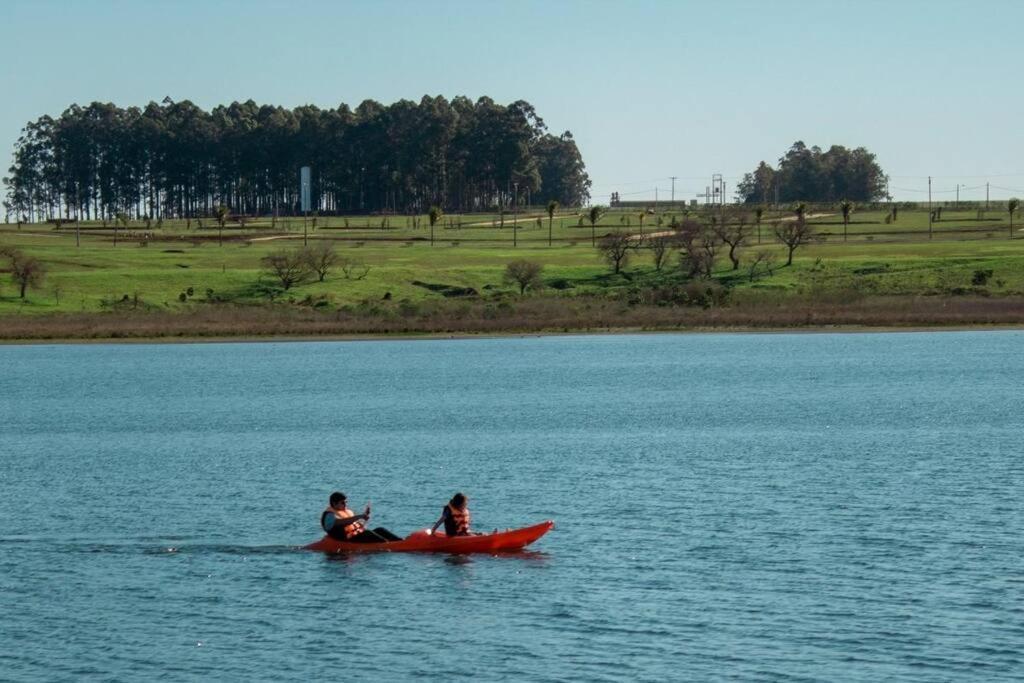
top-left (2, 205), bottom-right (1023, 339)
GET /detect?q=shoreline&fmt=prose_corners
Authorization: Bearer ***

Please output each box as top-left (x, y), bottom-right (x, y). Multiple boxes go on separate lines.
top-left (1, 321), bottom-right (1022, 347)
top-left (3, 294), bottom-right (1024, 346)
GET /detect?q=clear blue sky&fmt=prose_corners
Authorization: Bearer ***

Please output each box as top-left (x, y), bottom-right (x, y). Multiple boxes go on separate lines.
top-left (3, 0), bottom-right (1023, 203)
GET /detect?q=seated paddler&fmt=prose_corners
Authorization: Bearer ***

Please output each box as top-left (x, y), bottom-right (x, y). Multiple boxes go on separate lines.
top-left (430, 492), bottom-right (477, 537)
top-left (321, 491), bottom-right (400, 543)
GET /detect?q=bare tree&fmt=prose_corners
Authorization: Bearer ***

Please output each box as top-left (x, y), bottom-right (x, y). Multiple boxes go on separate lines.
top-left (677, 219), bottom-right (719, 279)
top-left (303, 242), bottom-right (339, 282)
top-left (341, 258), bottom-right (371, 280)
top-left (504, 260), bottom-right (544, 295)
top-left (773, 218), bottom-right (816, 266)
top-left (746, 250), bottom-right (777, 282)
top-left (597, 232), bottom-right (635, 274)
top-left (6, 249), bottom-right (47, 298)
top-left (649, 234), bottom-right (673, 271)
top-left (696, 230), bottom-right (720, 279)
top-left (712, 213), bottom-right (750, 270)
top-left (261, 249), bottom-right (309, 289)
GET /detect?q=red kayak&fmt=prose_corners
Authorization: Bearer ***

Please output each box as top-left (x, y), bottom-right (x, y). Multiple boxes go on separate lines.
top-left (305, 520), bottom-right (554, 554)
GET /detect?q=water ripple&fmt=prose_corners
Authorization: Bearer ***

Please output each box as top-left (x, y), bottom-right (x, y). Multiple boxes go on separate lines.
top-left (2, 332), bottom-right (1024, 680)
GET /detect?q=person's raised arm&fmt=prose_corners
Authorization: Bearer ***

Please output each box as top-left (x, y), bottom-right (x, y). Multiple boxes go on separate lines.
top-left (430, 508), bottom-right (446, 534)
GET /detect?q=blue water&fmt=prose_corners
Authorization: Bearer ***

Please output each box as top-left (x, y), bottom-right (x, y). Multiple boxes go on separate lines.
top-left (2, 332), bottom-right (1023, 681)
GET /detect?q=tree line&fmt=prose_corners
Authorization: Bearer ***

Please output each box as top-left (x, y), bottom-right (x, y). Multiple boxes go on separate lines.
top-left (4, 96), bottom-right (591, 222)
top-left (736, 141), bottom-right (888, 204)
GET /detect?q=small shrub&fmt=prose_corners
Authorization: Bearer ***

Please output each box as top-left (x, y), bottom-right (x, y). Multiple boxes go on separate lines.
top-left (971, 269), bottom-right (993, 286)
top-left (680, 281), bottom-right (729, 309)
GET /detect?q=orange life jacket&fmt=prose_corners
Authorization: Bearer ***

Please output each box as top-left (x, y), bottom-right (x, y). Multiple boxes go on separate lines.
top-left (447, 504), bottom-right (471, 535)
top-left (339, 507), bottom-right (366, 538)
top-left (322, 506), bottom-right (365, 538)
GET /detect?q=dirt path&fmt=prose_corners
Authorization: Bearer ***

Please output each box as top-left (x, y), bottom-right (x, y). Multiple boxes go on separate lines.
top-left (247, 234), bottom-right (301, 242)
top-left (780, 212), bottom-right (834, 222)
top-left (626, 213), bottom-right (835, 240)
top-left (458, 213), bottom-right (574, 229)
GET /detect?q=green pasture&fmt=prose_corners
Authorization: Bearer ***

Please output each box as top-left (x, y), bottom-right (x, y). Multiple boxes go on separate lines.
top-left (6, 202), bottom-right (1021, 245)
top-left (9, 211), bottom-right (604, 245)
top-left (2, 207), bottom-right (1024, 316)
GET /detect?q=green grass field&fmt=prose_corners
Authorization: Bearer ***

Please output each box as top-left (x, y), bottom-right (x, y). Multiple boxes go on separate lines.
top-left (2, 207), bottom-right (1024, 318)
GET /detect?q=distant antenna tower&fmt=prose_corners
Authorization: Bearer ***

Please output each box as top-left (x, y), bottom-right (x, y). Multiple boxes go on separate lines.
top-left (712, 173), bottom-right (725, 207)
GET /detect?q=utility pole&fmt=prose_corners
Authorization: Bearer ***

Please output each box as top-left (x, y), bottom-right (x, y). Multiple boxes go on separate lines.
top-left (654, 187), bottom-right (658, 212)
top-left (986, 182), bottom-right (990, 210)
top-left (956, 184), bottom-right (959, 209)
top-left (928, 176), bottom-right (933, 239)
top-left (670, 176), bottom-right (677, 204)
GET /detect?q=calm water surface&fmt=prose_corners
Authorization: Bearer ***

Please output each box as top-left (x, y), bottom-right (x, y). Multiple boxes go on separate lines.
top-left (1, 332), bottom-right (1023, 681)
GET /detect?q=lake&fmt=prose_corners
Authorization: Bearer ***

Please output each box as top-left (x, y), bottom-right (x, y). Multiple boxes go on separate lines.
top-left (2, 331), bottom-right (1022, 681)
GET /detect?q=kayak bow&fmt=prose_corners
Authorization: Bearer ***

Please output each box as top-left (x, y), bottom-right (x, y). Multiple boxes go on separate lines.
top-left (305, 520), bottom-right (554, 554)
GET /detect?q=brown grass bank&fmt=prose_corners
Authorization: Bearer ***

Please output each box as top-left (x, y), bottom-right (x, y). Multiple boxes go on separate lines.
top-left (2, 296), bottom-right (1024, 342)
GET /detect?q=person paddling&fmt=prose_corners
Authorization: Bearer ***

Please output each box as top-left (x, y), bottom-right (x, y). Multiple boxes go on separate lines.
top-left (320, 491), bottom-right (400, 543)
top-left (430, 492), bottom-right (476, 537)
